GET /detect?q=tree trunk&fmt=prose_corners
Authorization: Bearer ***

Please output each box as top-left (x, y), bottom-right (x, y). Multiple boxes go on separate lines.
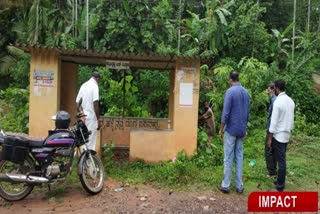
top-left (307, 0), bottom-right (310, 32)
top-left (292, 0), bottom-right (296, 60)
top-left (86, 0), bottom-right (89, 49)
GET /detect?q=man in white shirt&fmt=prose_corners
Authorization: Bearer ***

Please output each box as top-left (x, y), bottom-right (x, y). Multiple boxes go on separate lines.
top-left (268, 79), bottom-right (295, 192)
top-left (76, 71), bottom-right (101, 150)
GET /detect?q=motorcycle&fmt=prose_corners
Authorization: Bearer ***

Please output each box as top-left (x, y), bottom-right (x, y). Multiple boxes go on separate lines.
top-left (0, 111), bottom-right (105, 201)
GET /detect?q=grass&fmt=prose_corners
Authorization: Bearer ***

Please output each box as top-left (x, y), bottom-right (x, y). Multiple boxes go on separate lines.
top-left (104, 129), bottom-right (320, 194)
top-left (285, 135), bottom-right (320, 191)
top-left (22, 130), bottom-right (320, 198)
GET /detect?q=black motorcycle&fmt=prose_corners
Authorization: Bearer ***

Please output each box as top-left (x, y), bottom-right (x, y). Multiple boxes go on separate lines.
top-left (0, 111), bottom-right (105, 201)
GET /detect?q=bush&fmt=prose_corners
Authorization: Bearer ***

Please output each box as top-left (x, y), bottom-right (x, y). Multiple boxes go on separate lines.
top-left (102, 143), bottom-right (114, 173)
top-left (0, 87), bottom-right (29, 133)
top-left (292, 110), bottom-right (320, 137)
top-left (191, 129), bottom-right (223, 168)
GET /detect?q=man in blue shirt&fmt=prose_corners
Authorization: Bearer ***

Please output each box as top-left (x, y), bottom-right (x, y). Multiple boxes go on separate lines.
top-left (218, 71), bottom-right (250, 194)
top-left (265, 83), bottom-right (277, 177)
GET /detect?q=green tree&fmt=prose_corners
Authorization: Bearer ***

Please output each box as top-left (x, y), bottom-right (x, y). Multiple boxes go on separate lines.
top-left (94, 0), bottom-right (177, 53)
top-left (269, 23), bottom-right (294, 70)
top-left (181, 0), bottom-right (234, 57)
top-left (226, 0), bottom-right (272, 61)
top-left (0, 46), bottom-right (29, 89)
top-left (136, 71), bottom-right (170, 117)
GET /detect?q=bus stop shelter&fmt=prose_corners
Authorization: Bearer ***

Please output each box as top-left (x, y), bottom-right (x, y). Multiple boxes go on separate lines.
top-left (15, 44), bottom-right (211, 162)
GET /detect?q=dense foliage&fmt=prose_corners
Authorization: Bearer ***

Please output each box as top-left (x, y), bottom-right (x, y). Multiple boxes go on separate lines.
top-left (1, 0), bottom-right (320, 136)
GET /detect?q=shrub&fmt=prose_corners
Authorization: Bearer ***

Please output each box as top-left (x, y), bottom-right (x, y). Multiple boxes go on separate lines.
top-left (102, 143), bottom-right (114, 172)
top-left (0, 87), bottom-right (29, 133)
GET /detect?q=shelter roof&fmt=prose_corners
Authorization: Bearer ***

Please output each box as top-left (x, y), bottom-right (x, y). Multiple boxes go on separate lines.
top-left (14, 44), bottom-right (212, 70)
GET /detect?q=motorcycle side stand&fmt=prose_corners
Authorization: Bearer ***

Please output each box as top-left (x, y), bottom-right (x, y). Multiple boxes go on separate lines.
top-left (47, 182), bottom-right (57, 192)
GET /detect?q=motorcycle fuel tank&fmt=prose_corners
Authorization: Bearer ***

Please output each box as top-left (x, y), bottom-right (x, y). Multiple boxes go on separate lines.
top-left (44, 131), bottom-right (75, 148)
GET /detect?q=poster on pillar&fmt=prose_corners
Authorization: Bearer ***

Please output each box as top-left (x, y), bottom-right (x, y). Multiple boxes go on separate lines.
top-left (179, 83), bottom-right (193, 107)
top-left (33, 70), bottom-right (54, 96)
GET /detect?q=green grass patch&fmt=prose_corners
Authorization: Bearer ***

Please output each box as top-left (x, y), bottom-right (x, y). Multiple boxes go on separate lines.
top-left (104, 129), bottom-right (320, 193)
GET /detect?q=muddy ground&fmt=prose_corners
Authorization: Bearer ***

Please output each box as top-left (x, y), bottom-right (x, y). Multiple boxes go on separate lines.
top-left (0, 179), bottom-right (248, 214)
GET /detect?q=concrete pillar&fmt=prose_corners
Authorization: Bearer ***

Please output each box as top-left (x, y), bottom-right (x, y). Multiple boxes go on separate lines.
top-left (172, 58), bottom-right (200, 156)
top-left (28, 49), bottom-right (60, 138)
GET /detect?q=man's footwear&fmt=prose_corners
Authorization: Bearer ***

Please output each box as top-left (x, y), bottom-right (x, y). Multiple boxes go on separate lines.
top-left (268, 174), bottom-right (277, 178)
top-left (236, 188), bottom-right (244, 194)
top-left (218, 185), bottom-right (229, 194)
top-left (272, 181), bottom-right (285, 192)
top-left (269, 188), bottom-right (284, 192)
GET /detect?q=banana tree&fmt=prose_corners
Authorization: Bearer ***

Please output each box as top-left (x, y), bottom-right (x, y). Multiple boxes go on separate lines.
top-left (270, 23), bottom-right (294, 69)
top-left (181, 0), bottom-right (234, 57)
top-left (204, 0), bottom-right (233, 54)
top-left (45, 0), bottom-right (75, 48)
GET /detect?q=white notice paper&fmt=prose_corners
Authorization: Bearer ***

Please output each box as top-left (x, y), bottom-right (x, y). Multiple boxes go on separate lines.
top-left (179, 83), bottom-right (193, 107)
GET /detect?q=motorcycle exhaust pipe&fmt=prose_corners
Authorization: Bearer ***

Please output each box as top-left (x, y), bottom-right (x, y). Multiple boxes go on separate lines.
top-left (0, 173), bottom-right (49, 184)
top-left (0, 174), bottom-right (11, 182)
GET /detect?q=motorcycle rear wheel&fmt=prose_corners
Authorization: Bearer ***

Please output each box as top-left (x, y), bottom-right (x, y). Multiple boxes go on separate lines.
top-left (79, 154), bottom-right (104, 195)
top-left (0, 156), bottom-right (35, 201)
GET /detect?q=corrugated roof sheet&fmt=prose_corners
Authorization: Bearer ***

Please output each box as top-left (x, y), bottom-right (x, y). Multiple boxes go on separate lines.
top-left (14, 44), bottom-right (212, 70)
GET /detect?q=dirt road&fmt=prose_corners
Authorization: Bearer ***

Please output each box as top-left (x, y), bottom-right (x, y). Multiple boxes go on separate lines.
top-left (0, 179), bottom-right (248, 213)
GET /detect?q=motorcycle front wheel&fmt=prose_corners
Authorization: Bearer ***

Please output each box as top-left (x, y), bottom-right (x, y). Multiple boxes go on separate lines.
top-left (0, 156), bottom-right (35, 201)
top-left (79, 153), bottom-right (104, 195)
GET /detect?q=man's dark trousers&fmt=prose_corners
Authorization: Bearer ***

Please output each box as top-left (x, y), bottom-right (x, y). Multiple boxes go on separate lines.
top-left (273, 137), bottom-right (288, 191)
top-left (265, 131), bottom-right (277, 176)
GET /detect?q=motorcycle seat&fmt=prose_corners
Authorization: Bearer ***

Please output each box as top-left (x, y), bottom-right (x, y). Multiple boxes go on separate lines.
top-left (3, 135), bottom-right (29, 146)
top-left (28, 139), bottom-right (45, 147)
top-left (3, 135), bottom-right (44, 148)
top-left (0, 136), bottom-right (4, 144)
